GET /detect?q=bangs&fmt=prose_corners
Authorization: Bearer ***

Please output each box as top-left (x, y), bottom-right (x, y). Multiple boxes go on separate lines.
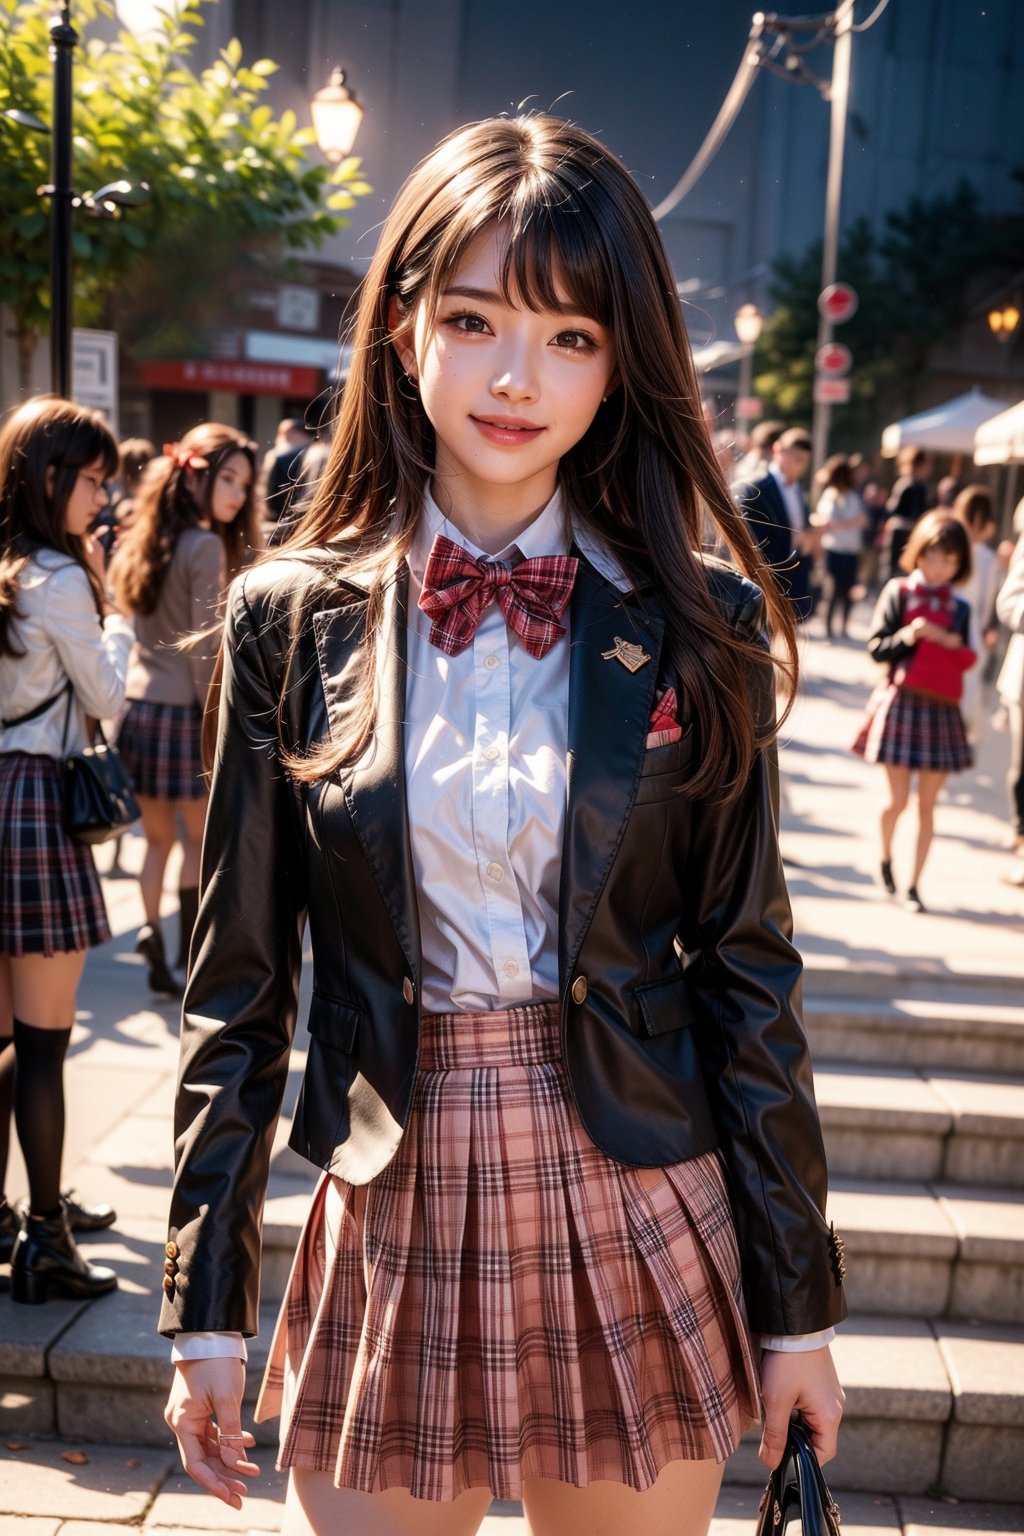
top-left (60, 419), bottom-right (119, 481)
top-left (419, 179), bottom-right (615, 328)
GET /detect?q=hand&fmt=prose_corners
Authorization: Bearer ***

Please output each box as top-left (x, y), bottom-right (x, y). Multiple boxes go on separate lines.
top-left (164, 1357), bottom-right (259, 1508)
top-left (82, 533), bottom-right (106, 585)
top-left (758, 1345), bottom-right (845, 1470)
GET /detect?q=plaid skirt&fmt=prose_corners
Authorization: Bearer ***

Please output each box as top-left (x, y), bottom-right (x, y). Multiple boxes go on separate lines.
top-left (257, 1002), bottom-right (760, 1502)
top-left (852, 682), bottom-right (973, 772)
top-left (115, 699), bottom-right (205, 800)
top-left (0, 752), bottom-right (111, 956)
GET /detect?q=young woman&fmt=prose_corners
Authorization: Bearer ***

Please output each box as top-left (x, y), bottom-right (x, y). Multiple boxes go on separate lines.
top-left (0, 396), bottom-right (133, 1302)
top-left (161, 117), bottom-right (846, 1536)
top-left (952, 485), bottom-right (1000, 744)
top-left (110, 426), bottom-right (260, 992)
top-left (853, 511), bottom-right (974, 912)
top-left (811, 454), bottom-right (866, 640)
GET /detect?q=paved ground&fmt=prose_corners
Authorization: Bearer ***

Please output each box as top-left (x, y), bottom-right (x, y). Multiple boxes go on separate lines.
top-left (1, 604), bottom-right (1020, 1532)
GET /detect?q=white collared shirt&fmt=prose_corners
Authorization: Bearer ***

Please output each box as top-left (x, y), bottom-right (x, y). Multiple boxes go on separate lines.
top-left (769, 464), bottom-right (806, 548)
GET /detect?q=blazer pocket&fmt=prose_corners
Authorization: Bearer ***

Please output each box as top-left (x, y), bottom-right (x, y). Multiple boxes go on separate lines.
top-left (634, 973), bottom-right (695, 1038)
top-left (635, 725), bottom-right (694, 805)
top-left (306, 989), bottom-right (362, 1054)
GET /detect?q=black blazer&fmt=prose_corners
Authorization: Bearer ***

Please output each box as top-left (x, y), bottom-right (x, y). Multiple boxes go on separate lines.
top-left (739, 473), bottom-right (813, 617)
top-left (159, 548), bottom-right (847, 1341)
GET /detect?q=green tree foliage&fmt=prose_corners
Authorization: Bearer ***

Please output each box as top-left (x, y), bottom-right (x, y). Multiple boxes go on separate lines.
top-left (0, 0), bottom-right (371, 369)
top-left (752, 182), bottom-right (1024, 449)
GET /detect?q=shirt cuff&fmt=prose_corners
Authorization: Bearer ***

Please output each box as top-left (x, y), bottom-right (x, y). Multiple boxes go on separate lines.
top-left (171, 1331), bottom-right (248, 1363)
top-left (760, 1327), bottom-right (836, 1353)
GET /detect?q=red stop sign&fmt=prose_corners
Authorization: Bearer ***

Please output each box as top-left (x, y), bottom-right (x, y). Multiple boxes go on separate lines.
top-left (816, 342), bottom-right (853, 376)
top-left (818, 283), bottom-right (858, 323)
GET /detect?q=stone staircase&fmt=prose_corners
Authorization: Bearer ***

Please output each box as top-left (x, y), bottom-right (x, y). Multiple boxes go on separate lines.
top-left (2, 972), bottom-right (1022, 1502)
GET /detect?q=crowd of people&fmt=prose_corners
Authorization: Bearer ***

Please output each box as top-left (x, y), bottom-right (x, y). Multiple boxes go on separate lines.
top-left (724, 419), bottom-right (1024, 907)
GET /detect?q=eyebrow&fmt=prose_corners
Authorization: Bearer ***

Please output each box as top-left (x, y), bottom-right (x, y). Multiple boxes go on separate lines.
top-left (441, 284), bottom-right (594, 319)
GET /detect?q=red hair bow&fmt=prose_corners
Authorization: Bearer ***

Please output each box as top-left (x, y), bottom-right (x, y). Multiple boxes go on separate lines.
top-left (163, 442), bottom-right (209, 472)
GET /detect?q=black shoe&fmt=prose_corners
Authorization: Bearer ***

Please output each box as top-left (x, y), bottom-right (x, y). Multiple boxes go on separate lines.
top-left (136, 924), bottom-right (183, 996)
top-left (10, 1208), bottom-right (117, 1304)
top-left (905, 885), bottom-right (926, 913)
top-left (0, 1199), bottom-right (23, 1265)
top-left (15, 1190), bottom-right (116, 1234)
top-left (880, 860), bottom-right (896, 895)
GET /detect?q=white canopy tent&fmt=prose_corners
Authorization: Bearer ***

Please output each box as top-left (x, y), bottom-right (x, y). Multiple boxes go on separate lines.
top-left (880, 387), bottom-right (1011, 458)
top-left (974, 399), bottom-right (1024, 465)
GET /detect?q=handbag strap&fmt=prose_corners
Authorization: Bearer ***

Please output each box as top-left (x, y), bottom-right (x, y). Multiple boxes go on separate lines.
top-left (2, 678), bottom-right (72, 731)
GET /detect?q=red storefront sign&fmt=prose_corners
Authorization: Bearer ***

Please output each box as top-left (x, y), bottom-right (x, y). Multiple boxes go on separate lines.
top-left (139, 359), bottom-right (321, 396)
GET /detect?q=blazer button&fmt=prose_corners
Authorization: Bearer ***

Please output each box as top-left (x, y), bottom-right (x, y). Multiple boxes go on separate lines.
top-left (571, 975), bottom-right (588, 1005)
top-left (165, 1241), bottom-right (178, 1260)
top-left (164, 1257), bottom-right (177, 1276)
top-left (162, 1274), bottom-right (175, 1293)
top-left (402, 976), bottom-right (415, 1006)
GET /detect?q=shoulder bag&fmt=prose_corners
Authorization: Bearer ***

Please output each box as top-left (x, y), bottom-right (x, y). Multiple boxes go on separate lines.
top-left (57, 683), bottom-right (140, 845)
top-left (754, 1416), bottom-right (842, 1536)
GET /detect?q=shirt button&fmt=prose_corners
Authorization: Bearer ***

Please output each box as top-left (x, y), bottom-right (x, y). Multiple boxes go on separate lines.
top-left (503, 959), bottom-right (519, 979)
top-left (483, 745), bottom-right (500, 761)
top-left (486, 862), bottom-right (504, 883)
top-left (484, 654), bottom-right (500, 671)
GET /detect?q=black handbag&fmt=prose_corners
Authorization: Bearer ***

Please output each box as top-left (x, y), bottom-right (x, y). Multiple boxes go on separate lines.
top-left (755, 1417), bottom-right (842, 1536)
top-left (56, 683), bottom-right (140, 846)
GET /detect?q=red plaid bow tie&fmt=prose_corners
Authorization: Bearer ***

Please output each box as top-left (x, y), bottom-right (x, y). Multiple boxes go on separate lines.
top-left (418, 533), bottom-right (578, 659)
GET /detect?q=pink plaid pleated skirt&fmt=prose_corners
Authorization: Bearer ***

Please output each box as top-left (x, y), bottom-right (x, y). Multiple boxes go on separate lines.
top-left (257, 1001), bottom-right (760, 1502)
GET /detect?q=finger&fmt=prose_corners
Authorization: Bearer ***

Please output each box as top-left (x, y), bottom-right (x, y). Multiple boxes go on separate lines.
top-left (184, 1455), bottom-right (250, 1510)
top-left (213, 1408), bottom-right (260, 1478)
top-left (803, 1402), bottom-right (843, 1467)
top-left (758, 1396), bottom-right (794, 1470)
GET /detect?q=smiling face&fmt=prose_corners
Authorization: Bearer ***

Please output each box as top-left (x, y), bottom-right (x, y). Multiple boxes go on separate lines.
top-left (395, 225), bottom-right (617, 548)
top-left (60, 458), bottom-right (109, 537)
top-left (206, 450), bottom-right (253, 525)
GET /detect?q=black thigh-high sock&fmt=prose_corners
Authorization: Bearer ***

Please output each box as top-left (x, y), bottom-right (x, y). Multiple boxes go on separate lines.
top-left (12, 1019), bottom-right (71, 1218)
top-left (0, 1036), bottom-right (14, 1195)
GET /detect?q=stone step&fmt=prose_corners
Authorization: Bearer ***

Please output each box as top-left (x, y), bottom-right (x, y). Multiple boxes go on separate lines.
top-left (826, 1179), bottom-right (1024, 1325)
top-left (804, 991), bottom-right (1024, 1075)
top-left (3, 1294), bottom-right (1021, 1500)
top-left (814, 1064), bottom-right (1024, 1188)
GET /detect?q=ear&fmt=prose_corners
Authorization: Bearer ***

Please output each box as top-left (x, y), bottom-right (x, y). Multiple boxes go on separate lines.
top-left (387, 295), bottom-right (418, 379)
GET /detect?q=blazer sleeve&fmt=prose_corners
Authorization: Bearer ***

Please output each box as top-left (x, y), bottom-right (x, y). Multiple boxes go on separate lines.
top-left (159, 575), bottom-right (308, 1338)
top-left (997, 534), bottom-right (1024, 634)
top-left (682, 590), bottom-right (847, 1335)
top-left (867, 579), bottom-right (914, 667)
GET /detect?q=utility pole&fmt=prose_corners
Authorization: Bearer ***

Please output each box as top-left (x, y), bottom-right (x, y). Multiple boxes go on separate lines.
top-left (48, 3), bottom-right (78, 398)
top-left (810, 0), bottom-right (854, 475)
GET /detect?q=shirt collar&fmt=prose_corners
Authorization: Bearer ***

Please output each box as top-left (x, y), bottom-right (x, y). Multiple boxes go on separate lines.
top-left (411, 483), bottom-right (632, 593)
top-left (769, 463), bottom-right (795, 492)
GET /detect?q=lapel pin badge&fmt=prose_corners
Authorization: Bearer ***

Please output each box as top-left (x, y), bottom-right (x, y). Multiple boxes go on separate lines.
top-left (602, 636), bottom-right (651, 673)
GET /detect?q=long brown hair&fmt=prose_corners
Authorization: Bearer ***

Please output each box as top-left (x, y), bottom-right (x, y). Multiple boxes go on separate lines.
top-left (0, 395), bottom-right (117, 658)
top-left (232, 115), bottom-right (797, 802)
top-left (112, 423), bottom-right (260, 616)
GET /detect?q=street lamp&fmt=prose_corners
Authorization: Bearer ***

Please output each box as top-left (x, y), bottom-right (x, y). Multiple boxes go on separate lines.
top-left (310, 68), bottom-right (364, 163)
top-left (988, 304), bottom-right (1021, 344)
top-left (734, 302), bottom-right (763, 432)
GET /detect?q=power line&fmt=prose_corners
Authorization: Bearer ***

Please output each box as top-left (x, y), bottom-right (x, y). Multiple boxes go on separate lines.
top-left (851, 0), bottom-right (891, 31)
top-left (651, 36), bottom-right (763, 221)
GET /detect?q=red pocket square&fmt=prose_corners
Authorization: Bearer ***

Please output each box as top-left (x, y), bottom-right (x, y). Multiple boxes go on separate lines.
top-left (646, 687), bottom-right (682, 748)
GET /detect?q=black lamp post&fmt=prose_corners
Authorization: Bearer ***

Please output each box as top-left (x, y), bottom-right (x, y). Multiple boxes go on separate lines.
top-left (48, 4), bottom-right (78, 399)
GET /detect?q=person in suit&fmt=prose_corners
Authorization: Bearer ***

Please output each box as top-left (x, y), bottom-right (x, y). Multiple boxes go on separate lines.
top-left (737, 428), bottom-right (816, 623)
top-left (160, 116), bottom-right (846, 1536)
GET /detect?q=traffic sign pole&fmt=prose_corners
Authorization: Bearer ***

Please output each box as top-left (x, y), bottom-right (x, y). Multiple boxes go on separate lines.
top-left (810, 0), bottom-right (855, 478)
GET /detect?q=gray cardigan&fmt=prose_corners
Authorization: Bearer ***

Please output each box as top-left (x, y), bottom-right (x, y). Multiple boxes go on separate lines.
top-left (121, 526), bottom-right (225, 708)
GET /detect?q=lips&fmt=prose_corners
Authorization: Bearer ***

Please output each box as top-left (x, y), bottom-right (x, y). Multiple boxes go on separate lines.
top-left (471, 415), bottom-right (545, 446)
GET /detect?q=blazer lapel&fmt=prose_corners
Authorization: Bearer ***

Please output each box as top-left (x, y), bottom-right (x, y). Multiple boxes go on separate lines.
top-left (314, 567), bottom-right (420, 980)
top-left (559, 558), bottom-right (665, 988)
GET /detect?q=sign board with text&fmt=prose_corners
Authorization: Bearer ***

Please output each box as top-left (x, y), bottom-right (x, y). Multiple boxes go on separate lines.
top-left (813, 376), bottom-right (851, 404)
top-left (72, 329), bottom-right (119, 437)
top-left (139, 359), bottom-right (320, 397)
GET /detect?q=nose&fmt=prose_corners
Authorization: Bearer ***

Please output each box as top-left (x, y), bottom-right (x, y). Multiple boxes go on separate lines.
top-left (490, 335), bottom-right (539, 404)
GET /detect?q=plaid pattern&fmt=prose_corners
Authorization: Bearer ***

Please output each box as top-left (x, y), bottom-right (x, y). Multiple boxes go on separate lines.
top-left (852, 682), bottom-right (972, 772)
top-left (258, 1002), bottom-right (759, 1502)
top-left (115, 699), bottom-right (205, 800)
top-left (418, 533), bottom-right (578, 659)
top-left (0, 752), bottom-right (110, 956)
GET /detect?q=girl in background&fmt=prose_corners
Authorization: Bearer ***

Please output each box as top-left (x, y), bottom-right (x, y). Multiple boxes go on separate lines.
top-left (811, 454), bottom-right (866, 640)
top-left (854, 512), bottom-right (974, 911)
top-left (0, 396), bottom-right (132, 1302)
top-left (952, 484), bottom-right (1000, 744)
top-left (161, 116), bottom-right (845, 1536)
top-left (110, 426), bottom-right (260, 994)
